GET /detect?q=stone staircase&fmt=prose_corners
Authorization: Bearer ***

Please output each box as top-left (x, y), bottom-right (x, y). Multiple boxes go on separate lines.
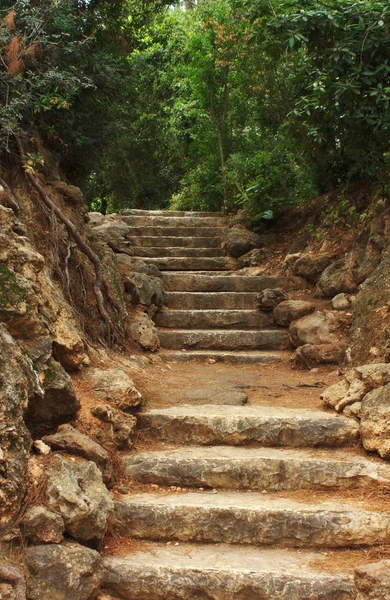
top-left (121, 209), bottom-right (308, 363)
top-left (100, 210), bottom-right (390, 600)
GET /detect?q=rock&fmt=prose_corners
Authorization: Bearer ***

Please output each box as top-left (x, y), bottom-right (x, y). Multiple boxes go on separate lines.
top-left (292, 343), bottom-right (346, 369)
top-left (0, 584), bottom-right (15, 600)
top-left (90, 219), bottom-right (130, 253)
top-left (88, 212), bottom-right (104, 226)
top-left (332, 293), bottom-right (351, 310)
top-left (21, 506), bottom-right (64, 544)
top-left (129, 312), bottom-right (160, 352)
top-left (91, 404), bottom-right (136, 449)
top-left (291, 253), bottom-right (334, 283)
top-left (236, 248), bottom-right (268, 270)
top-left (123, 272), bottom-right (164, 313)
top-left (51, 309), bottom-right (87, 371)
top-left (355, 560), bottom-right (390, 600)
top-left (45, 455), bottom-right (113, 547)
top-left (343, 402), bottom-right (362, 419)
top-left (361, 383), bottom-right (390, 459)
top-left (273, 300), bottom-right (316, 327)
top-left (0, 325), bottom-right (39, 536)
top-left (42, 424), bottom-right (113, 483)
top-left (289, 310), bottom-right (351, 348)
top-left (177, 385), bottom-right (247, 406)
top-left (33, 440), bottom-right (51, 455)
top-left (315, 259), bottom-right (359, 298)
top-left (224, 226), bottom-right (261, 258)
top-left (24, 359), bottom-right (80, 438)
top-left (116, 254), bottom-right (162, 279)
top-left (257, 288), bottom-right (289, 311)
top-left (88, 368), bottom-right (143, 411)
top-left (25, 542), bottom-right (102, 600)
top-left (321, 364), bottom-right (390, 414)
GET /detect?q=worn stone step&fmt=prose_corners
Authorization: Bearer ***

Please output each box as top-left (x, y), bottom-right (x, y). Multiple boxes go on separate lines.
top-left (164, 292), bottom-right (259, 309)
top-left (103, 543), bottom-right (355, 600)
top-left (122, 215), bottom-right (227, 227)
top-left (126, 236), bottom-right (223, 248)
top-left (163, 273), bottom-right (309, 292)
top-left (141, 257), bottom-right (235, 271)
top-left (137, 406), bottom-right (359, 447)
top-left (122, 209), bottom-right (224, 217)
top-left (123, 446), bottom-right (390, 492)
top-left (114, 492), bottom-right (390, 548)
top-left (133, 247), bottom-right (226, 258)
top-left (126, 226), bottom-right (224, 237)
top-left (159, 329), bottom-right (288, 350)
top-left (161, 350), bottom-right (283, 364)
top-left (155, 310), bottom-right (274, 330)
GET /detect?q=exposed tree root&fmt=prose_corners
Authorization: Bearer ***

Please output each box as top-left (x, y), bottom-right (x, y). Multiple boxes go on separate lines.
top-left (16, 136), bottom-right (116, 343)
top-left (0, 564), bottom-right (26, 600)
top-left (0, 176), bottom-right (20, 213)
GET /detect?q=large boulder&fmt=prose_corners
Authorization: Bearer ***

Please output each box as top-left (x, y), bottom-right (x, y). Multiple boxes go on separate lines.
top-left (21, 506), bottom-right (64, 544)
top-left (123, 272), bottom-right (164, 314)
top-left (42, 424), bottom-right (113, 483)
top-left (236, 248), bottom-right (268, 270)
top-left (273, 300), bottom-right (315, 327)
top-left (291, 253), bottom-right (334, 283)
top-left (128, 311), bottom-right (160, 352)
top-left (25, 542), bottom-right (102, 600)
top-left (257, 288), bottom-right (289, 311)
top-left (355, 560), bottom-right (390, 600)
top-left (90, 218), bottom-right (130, 253)
top-left (315, 259), bottom-right (359, 298)
top-left (88, 368), bottom-right (143, 411)
top-left (116, 254), bottom-right (162, 279)
top-left (360, 383), bottom-right (390, 460)
top-left (24, 359), bottom-right (80, 437)
top-left (224, 226), bottom-right (261, 258)
top-left (292, 343), bottom-right (346, 369)
top-left (289, 310), bottom-right (351, 348)
top-left (91, 404), bottom-right (136, 450)
top-left (45, 455), bottom-right (113, 547)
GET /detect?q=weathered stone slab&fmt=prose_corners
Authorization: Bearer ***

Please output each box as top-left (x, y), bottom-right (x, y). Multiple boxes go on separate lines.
top-left (122, 215), bottom-right (227, 227)
top-left (126, 226), bottom-right (224, 237)
top-left (138, 405), bottom-right (359, 447)
top-left (162, 274), bottom-right (308, 292)
top-left (355, 559), bottom-right (390, 599)
top-left (123, 446), bottom-right (390, 491)
top-left (103, 543), bottom-right (354, 600)
top-left (135, 246), bottom-right (225, 257)
top-left (155, 310), bottom-right (274, 330)
top-left (122, 209), bottom-right (223, 217)
top-left (159, 329), bottom-right (288, 350)
top-left (164, 291), bottom-right (259, 309)
top-left (126, 236), bottom-right (223, 248)
top-left (114, 492), bottom-right (390, 547)
top-left (142, 257), bottom-right (235, 271)
top-left (161, 350), bottom-right (282, 364)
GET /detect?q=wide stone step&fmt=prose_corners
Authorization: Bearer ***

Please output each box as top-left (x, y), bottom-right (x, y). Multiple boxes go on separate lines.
top-left (164, 292), bottom-right (259, 309)
top-left (137, 405), bottom-right (359, 447)
top-left (122, 209), bottom-right (224, 217)
top-left (123, 446), bottom-right (390, 492)
top-left (126, 226), bottom-right (224, 237)
top-left (133, 247), bottom-right (226, 258)
top-left (155, 310), bottom-right (274, 330)
top-left (114, 492), bottom-right (390, 548)
top-left (161, 350), bottom-right (283, 364)
top-left (122, 215), bottom-right (227, 227)
top-left (126, 236), bottom-right (223, 248)
top-left (163, 273), bottom-right (309, 292)
top-left (103, 543), bottom-right (355, 600)
top-left (141, 257), bottom-right (235, 271)
top-left (159, 329), bottom-right (288, 350)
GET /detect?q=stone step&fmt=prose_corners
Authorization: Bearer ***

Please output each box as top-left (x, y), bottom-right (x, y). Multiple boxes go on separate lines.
top-left (161, 350), bottom-right (283, 364)
top-left (141, 257), bottom-right (235, 271)
top-left (159, 329), bottom-right (288, 350)
top-left (163, 273), bottom-right (309, 292)
top-left (126, 236), bottom-right (223, 248)
top-left (164, 292), bottom-right (259, 309)
top-left (132, 247), bottom-right (226, 258)
top-left (123, 446), bottom-right (390, 492)
top-left (126, 226), bottom-right (224, 237)
top-left (122, 215), bottom-right (227, 227)
top-left (138, 406), bottom-right (359, 447)
top-left (122, 209), bottom-right (224, 217)
top-left (155, 310), bottom-right (274, 330)
top-left (103, 543), bottom-right (355, 600)
top-left (114, 492), bottom-right (390, 548)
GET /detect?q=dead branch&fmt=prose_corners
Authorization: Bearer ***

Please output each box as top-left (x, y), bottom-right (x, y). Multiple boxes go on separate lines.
top-left (0, 564), bottom-right (26, 600)
top-left (0, 176), bottom-right (20, 213)
top-left (15, 137), bottom-right (114, 341)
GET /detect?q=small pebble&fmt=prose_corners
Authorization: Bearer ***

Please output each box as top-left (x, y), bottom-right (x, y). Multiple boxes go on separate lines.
top-left (33, 440), bottom-right (51, 455)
